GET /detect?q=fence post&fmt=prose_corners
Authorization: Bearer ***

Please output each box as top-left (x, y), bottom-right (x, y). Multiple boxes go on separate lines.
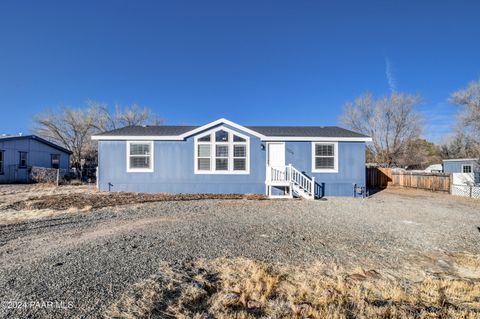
top-left (470, 185), bottom-right (473, 198)
top-left (449, 174), bottom-right (453, 194)
top-left (56, 169), bottom-right (60, 186)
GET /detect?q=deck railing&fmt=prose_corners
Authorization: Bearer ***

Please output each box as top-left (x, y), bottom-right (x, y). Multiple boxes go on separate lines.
top-left (289, 165), bottom-right (315, 195)
top-left (267, 164), bottom-right (315, 198)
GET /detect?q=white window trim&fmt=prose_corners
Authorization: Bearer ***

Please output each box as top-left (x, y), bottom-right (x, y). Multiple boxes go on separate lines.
top-left (461, 164), bottom-right (473, 174)
top-left (311, 142), bottom-right (339, 173)
top-left (126, 141), bottom-right (154, 173)
top-left (194, 126), bottom-right (250, 175)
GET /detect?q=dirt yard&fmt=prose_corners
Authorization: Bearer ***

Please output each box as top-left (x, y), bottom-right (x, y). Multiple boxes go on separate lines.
top-left (0, 184), bottom-right (479, 318)
top-left (0, 184), bottom-right (265, 224)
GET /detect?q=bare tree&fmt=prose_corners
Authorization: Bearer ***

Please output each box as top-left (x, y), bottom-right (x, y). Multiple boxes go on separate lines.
top-left (450, 80), bottom-right (480, 136)
top-left (400, 138), bottom-right (441, 169)
top-left (33, 101), bottom-right (161, 174)
top-left (94, 103), bottom-right (163, 132)
top-left (446, 80), bottom-right (480, 158)
top-left (113, 104), bottom-right (162, 128)
top-left (340, 92), bottom-right (423, 166)
top-left (34, 103), bottom-right (100, 170)
top-left (440, 132), bottom-right (480, 159)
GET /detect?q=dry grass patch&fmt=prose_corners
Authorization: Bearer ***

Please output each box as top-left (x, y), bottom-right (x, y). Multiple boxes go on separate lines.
top-left (0, 184), bottom-right (267, 224)
top-left (451, 252), bottom-right (480, 270)
top-left (5, 192), bottom-right (266, 211)
top-left (105, 257), bottom-right (480, 319)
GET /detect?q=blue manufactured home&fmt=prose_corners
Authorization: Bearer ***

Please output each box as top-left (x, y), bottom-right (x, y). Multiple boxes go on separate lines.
top-left (443, 158), bottom-right (480, 184)
top-left (92, 119), bottom-right (371, 198)
top-left (0, 135), bottom-right (71, 183)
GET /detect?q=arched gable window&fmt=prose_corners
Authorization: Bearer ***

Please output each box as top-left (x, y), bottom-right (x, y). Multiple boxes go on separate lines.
top-left (194, 127), bottom-right (249, 174)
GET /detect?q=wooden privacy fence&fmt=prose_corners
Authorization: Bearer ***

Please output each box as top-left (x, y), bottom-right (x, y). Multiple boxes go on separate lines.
top-left (392, 172), bottom-right (451, 192)
top-left (367, 167), bottom-right (451, 193)
top-left (366, 167), bottom-right (393, 188)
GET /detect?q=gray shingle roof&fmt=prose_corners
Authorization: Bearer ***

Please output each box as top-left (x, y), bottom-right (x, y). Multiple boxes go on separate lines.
top-left (0, 135), bottom-right (72, 154)
top-left (95, 125), bottom-right (368, 138)
top-left (245, 126), bottom-right (368, 138)
top-left (94, 125), bottom-right (198, 136)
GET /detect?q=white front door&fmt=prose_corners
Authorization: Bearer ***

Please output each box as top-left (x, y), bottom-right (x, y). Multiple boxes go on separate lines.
top-left (267, 142), bottom-right (285, 168)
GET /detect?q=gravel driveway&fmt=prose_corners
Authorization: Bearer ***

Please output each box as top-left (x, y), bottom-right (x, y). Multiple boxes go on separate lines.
top-left (1, 188), bottom-right (479, 318)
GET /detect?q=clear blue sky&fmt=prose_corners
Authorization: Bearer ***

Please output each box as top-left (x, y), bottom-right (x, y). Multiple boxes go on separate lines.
top-left (1, 0), bottom-right (479, 142)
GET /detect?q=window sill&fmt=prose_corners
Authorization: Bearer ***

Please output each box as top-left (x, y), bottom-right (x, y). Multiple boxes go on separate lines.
top-left (194, 170), bottom-right (250, 175)
top-left (126, 169), bottom-right (154, 173)
top-left (312, 168), bottom-right (338, 174)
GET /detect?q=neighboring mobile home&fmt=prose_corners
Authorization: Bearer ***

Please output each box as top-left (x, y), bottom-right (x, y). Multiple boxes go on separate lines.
top-left (0, 135), bottom-right (71, 183)
top-left (443, 158), bottom-right (480, 184)
top-left (92, 119), bottom-right (371, 198)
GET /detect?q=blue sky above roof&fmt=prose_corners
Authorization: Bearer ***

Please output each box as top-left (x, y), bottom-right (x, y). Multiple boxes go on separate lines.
top-left (0, 0), bottom-right (479, 142)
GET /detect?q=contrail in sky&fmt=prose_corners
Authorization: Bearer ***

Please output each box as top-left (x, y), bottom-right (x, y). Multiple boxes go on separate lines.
top-left (385, 57), bottom-right (397, 93)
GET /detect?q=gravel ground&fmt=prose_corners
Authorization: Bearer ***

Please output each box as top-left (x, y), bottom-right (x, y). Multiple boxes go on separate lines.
top-left (0, 184), bottom-right (264, 224)
top-left (0, 188), bottom-right (479, 318)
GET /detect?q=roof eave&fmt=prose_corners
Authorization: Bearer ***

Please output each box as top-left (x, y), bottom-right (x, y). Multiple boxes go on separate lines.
top-left (92, 135), bottom-right (372, 142)
top-left (262, 136), bottom-right (372, 142)
top-left (442, 158), bottom-right (479, 162)
top-left (91, 135), bottom-right (185, 141)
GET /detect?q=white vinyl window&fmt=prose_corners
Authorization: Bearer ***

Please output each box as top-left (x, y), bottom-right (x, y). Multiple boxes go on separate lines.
top-left (197, 144), bottom-right (211, 171)
top-left (215, 144), bottom-right (229, 171)
top-left (233, 144), bottom-right (247, 171)
top-left (195, 127), bottom-right (249, 174)
top-left (311, 142), bottom-right (338, 173)
top-left (462, 164), bottom-right (472, 174)
top-left (127, 141), bottom-right (154, 172)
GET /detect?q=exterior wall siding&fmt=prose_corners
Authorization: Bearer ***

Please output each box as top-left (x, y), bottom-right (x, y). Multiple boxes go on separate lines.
top-left (443, 159), bottom-right (480, 184)
top-left (443, 160), bottom-right (478, 173)
top-left (98, 124), bottom-right (266, 194)
top-left (0, 138), bottom-right (70, 183)
top-left (285, 141), bottom-right (365, 196)
top-left (98, 124), bottom-right (366, 197)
